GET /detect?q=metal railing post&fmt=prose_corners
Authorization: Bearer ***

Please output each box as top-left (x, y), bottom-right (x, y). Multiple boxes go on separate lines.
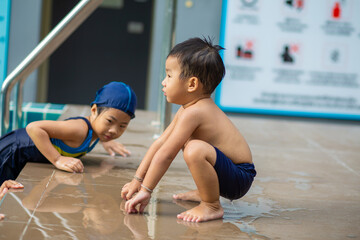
top-left (158, 0), bottom-right (177, 132)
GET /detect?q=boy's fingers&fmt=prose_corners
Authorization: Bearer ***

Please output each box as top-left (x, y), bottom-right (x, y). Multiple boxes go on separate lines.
top-left (113, 146), bottom-right (128, 157)
top-left (125, 199), bottom-right (134, 213)
top-left (126, 190), bottom-right (134, 200)
top-left (66, 162), bottom-right (77, 173)
top-left (128, 202), bottom-right (138, 214)
top-left (61, 163), bottom-right (75, 173)
top-left (69, 159), bottom-right (83, 173)
top-left (121, 190), bottom-right (129, 200)
top-left (10, 181), bottom-right (24, 189)
top-left (121, 190), bottom-right (126, 199)
top-left (139, 203), bottom-right (147, 213)
top-left (125, 200), bottom-right (131, 212)
top-left (2, 180), bottom-right (23, 189)
top-left (77, 161), bottom-right (84, 173)
top-left (0, 188), bottom-right (8, 199)
top-left (117, 151), bottom-right (126, 157)
top-left (121, 183), bottom-right (131, 199)
top-left (106, 148), bottom-right (116, 157)
top-left (118, 147), bottom-right (131, 156)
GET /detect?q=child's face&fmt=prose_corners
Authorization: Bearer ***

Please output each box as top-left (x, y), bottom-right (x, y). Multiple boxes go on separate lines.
top-left (90, 107), bottom-right (131, 142)
top-left (162, 56), bottom-right (188, 104)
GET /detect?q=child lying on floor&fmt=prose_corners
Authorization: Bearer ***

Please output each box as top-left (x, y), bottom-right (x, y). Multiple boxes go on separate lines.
top-left (0, 82), bottom-right (137, 184)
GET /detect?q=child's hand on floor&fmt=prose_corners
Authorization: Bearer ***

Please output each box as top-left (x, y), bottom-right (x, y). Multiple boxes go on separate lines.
top-left (0, 180), bottom-right (24, 199)
top-left (0, 180), bottom-right (24, 221)
top-left (54, 156), bottom-right (84, 173)
top-left (121, 179), bottom-right (141, 200)
top-left (101, 140), bottom-right (131, 157)
top-left (125, 190), bottom-right (151, 214)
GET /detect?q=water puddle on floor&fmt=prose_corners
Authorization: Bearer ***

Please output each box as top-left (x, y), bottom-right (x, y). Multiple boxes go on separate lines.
top-left (213, 178), bottom-right (305, 239)
top-left (150, 176), bottom-right (304, 239)
top-left (220, 195), bottom-right (303, 239)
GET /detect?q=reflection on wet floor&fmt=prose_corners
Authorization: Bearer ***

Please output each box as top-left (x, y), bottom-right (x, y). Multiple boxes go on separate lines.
top-left (1, 164), bottom-right (271, 239)
top-left (0, 109), bottom-right (359, 239)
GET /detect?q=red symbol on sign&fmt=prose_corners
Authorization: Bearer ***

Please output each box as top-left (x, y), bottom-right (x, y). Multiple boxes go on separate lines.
top-left (236, 41), bottom-right (254, 59)
top-left (332, 2), bottom-right (341, 19)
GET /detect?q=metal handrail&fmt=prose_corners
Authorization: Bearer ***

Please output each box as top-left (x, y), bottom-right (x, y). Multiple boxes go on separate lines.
top-left (159, 0), bottom-right (177, 132)
top-left (0, 0), bottom-right (103, 136)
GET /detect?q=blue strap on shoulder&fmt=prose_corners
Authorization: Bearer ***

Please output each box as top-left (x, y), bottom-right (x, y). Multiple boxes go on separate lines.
top-left (51, 117), bottom-right (99, 155)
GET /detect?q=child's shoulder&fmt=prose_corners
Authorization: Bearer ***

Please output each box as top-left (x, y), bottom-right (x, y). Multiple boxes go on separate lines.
top-left (177, 98), bottom-right (217, 121)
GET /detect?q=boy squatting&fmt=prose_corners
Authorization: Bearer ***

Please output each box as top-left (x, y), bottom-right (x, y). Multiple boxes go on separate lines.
top-left (121, 37), bottom-right (256, 222)
top-left (0, 82), bottom-right (136, 184)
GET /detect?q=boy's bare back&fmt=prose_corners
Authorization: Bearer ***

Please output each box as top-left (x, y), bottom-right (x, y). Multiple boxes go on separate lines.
top-left (175, 97), bottom-right (252, 165)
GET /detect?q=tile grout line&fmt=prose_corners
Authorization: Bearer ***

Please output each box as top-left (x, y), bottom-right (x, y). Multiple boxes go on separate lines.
top-left (19, 170), bottom-right (56, 239)
top-left (9, 194), bottom-right (52, 231)
top-left (42, 103), bottom-right (51, 121)
top-left (293, 129), bottom-right (359, 177)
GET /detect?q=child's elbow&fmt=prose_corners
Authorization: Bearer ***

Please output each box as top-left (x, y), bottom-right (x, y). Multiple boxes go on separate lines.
top-left (26, 122), bottom-right (34, 133)
top-left (26, 122), bottom-right (40, 136)
top-left (26, 122), bottom-right (36, 132)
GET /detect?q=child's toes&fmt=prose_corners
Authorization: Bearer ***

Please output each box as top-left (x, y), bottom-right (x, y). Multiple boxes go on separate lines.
top-left (182, 214), bottom-right (189, 221)
top-left (193, 216), bottom-right (200, 222)
top-left (184, 214), bottom-right (193, 222)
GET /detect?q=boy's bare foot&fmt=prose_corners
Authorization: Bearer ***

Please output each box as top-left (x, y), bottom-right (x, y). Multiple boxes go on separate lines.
top-left (177, 201), bottom-right (224, 222)
top-left (173, 190), bottom-right (201, 202)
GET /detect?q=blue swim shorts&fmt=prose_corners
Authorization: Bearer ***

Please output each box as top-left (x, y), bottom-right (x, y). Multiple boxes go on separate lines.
top-left (213, 146), bottom-right (256, 200)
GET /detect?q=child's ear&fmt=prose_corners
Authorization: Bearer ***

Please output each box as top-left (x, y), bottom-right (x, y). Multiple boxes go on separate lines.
top-left (90, 104), bottom-right (98, 116)
top-left (187, 77), bottom-right (199, 93)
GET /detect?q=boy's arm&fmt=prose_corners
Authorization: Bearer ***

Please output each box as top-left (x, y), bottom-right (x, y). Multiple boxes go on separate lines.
top-left (26, 120), bottom-right (87, 172)
top-left (121, 109), bottom-right (181, 200)
top-left (125, 108), bottom-right (200, 213)
top-left (141, 108), bottom-right (199, 190)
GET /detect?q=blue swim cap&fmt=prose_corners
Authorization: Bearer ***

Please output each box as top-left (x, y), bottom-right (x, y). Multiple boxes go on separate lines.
top-left (91, 82), bottom-right (137, 119)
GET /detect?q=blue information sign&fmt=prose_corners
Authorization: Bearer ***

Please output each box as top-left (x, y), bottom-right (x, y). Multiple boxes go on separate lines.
top-left (216, 0), bottom-right (360, 120)
top-left (0, 0), bottom-right (11, 84)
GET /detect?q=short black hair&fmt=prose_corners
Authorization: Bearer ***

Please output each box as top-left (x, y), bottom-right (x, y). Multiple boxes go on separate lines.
top-left (168, 37), bottom-right (225, 94)
top-left (96, 106), bottom-right (109, 115)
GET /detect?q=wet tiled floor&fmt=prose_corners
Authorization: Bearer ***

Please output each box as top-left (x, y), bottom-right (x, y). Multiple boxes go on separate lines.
top-left (0, 106), bottom-right (359, 239)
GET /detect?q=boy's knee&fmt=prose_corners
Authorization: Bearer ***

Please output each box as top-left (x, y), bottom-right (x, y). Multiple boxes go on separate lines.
top-left (183, 140), bottom-right (208, 163)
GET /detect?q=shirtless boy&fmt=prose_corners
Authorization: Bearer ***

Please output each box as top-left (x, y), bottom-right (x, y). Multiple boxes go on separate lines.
top-left (121, 37), bottom-right (256, 222)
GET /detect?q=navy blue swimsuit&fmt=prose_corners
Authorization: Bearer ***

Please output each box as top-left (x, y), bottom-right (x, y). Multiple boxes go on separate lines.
top-left (0, 117), bottom-right (99, 184)
top-left (213, 146), bottom-right (256, 200)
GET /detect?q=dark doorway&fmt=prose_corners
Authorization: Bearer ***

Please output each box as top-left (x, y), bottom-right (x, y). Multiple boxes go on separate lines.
top-left (47, 0), bottom-right (153, 109)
